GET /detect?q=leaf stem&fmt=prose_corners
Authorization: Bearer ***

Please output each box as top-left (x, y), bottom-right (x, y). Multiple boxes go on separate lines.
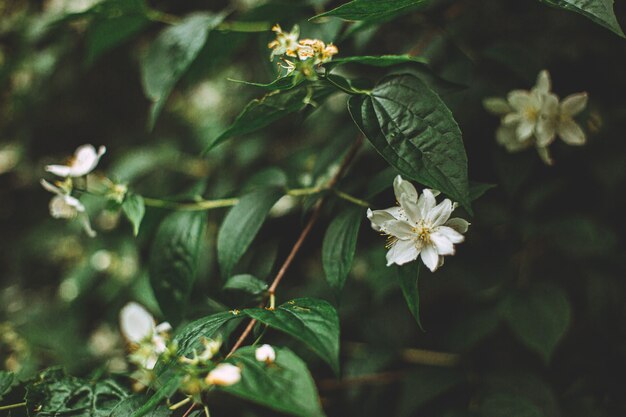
top-left (0, 402), bottom-right (26, 411)
top-left (226, 136), bottom-right (364, 357)
top-left (334, 189), bottom-right (369, 207)
top-left (142, 197), bottom-right (239, 211)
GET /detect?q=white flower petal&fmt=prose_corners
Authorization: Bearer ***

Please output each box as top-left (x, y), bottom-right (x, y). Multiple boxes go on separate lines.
top-left (416, 189), bottom-right (436, 220)
top-left (444, 218), bottom-right (470, 234)
top-left (536, 145), bottom-right (554, 166)
top-left (383, 219), bottom-right (416, 239)
top-left (560, 92), bottom-right (587, 117)
top-left (534, 70), bottom-right (551, 95)
top-left (45, 164), bottom-right (73, 177)
top-left (434, 225), bottom-right (465, 244)
top-left (429, 232), bottom-right (455, 256)
top-left (41, 179), bottom-right (63, 195)
top-left (558, 118), bottom-right (586, 145)
top-left (255, 344), bottom-right (276, 363)
top-left (483, 97), bottom-right (512, 115)
top-left (399, 194), bottom-right (420, 224)
top-left (386, 239), bottom-right (419, 266)
top-left (206, 363), bottom-right (241, 386)
top-left (79, 213), bottom-right (96, 237)
top-left (516, 120), bottom-right (535, 141)
top-left (71, 145), bottom-right (106, 177)
top-left (393, 175), bottom-right (418, 203)
top-left (155, 322), bottom-right (172, 334)
top-left (119, 302), bottom-right (156, 344)
top-left (49, 195), bottom-right (79, 219)
top-left (536, 94), bottom-right (558, 147)
top-left (367, 208), bottom-right (396, 231)
top-left (502, 113), bottom-right (522, 126)
top-left (420, 245), bottom-right (439, 272)
top-left (507, 90), bottom-right (533, 110)
top-left (425, 199), bottom-right (453, 227)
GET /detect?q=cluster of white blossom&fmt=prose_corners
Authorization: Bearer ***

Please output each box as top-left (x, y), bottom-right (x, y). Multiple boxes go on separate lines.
top-left (268, 24), bottom-right (338, 75)
top-left (40, 144), bottom-right (106, 236)
top-left (484, 70), bottom-right (588, 165)
top-left (367, 176), bottom-right (469, 273)
top-left (119, 302), bottom-right (277, 393)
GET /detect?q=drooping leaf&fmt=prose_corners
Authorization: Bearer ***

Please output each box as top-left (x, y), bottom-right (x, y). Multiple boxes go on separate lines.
top-left (220, 346), bottom-right (325, 417)
top-left (538, 0), bottom-right (624, 37)
top-left (322, 207), bottom-right (363, 294)
top-left (348, 74), bottom-right (471, 211)
top-left (396, 262), bottom-right (423, 330)
top-left (0, 371), bottom-right (14, 401)
top-left (122, 192), bottom-right (145, 236)
top-left (312, 0), bottom-right (428, 21)
top-left (244, 298), bottom-right (340, 374)
top-left (499, 284), bottom-right (571, 362)
top-left (141, 12), bottom-right (226, 129)
top-left (110, 396), bottom-right (171, 417)
top-left (223, 274), bottom-right (268, 296)
top-left (203, 83), bottom-right (335, 153)
top-left (25, 368), bottom-right (128, 417)
top-left (149, 211), bottom-right (207, 324)
top-left (217, 187), bottom-right (283, 277)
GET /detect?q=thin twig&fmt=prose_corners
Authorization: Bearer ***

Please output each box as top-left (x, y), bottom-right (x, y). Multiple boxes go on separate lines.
top-left (181, 402), bottom-right (197, 417)
top-left (226, 136), bottom-right (364, 357)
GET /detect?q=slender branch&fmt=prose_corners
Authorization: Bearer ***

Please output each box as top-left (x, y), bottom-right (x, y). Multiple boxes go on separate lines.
top-left (0, 402), bottom-right (26, 411)
top-left (142, 197), bottom-right (239, 211)
top-left (226, 136), bottom-right (364, 357)
top-left (181, 402), bottom-right (197, 417)
top-left (334, 189), bottom-right (369, 207)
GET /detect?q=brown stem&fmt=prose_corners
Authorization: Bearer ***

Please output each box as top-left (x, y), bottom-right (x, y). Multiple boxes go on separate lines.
top-left (226, 136), bottom-right (364, 357)
top-left (181, 402), bottom-right (197, 417)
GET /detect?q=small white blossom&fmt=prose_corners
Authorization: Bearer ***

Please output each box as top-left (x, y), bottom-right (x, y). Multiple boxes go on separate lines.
top-left (119, 302), bottom-right (171, 371)
top-left (367, 176), bottom-right (469, 272)
top-left (46, 144), bottom-right (106, 177)
top-left (484, 70), bottom-right (588, 165)
top-left (206, 363), bottom-right (241, 386)
top-left (40, 179), bottom-right (96, 237)
top-left (255, 344), bottom-right (276, 364)
top-left (180, 337), bottom-right (222, 365)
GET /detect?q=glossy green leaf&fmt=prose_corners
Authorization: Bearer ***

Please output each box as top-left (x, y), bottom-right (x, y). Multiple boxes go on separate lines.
top-left (141, 12), bottom-right (226, 129)
top-left (322, 207), bottom-right (363, 294)
top-left (396, 262), bottom-right (423, 330)
top-left (217, 187), bottom-right (283, 277)
top-left (25, 368), bottom-right (128, 417)
top-left (539, 0), bottom-right (624, 37)
top-left (244, 298), bottom-right (340, 373)
top-left (85, 14), bottom-right (148, 65)
top-left (220, 346), bottom-right (325, 417)
top-left (203, 83), bottom-right (335, 153)
top-left (499, 284), bottom-right (571, 362)
top-left (173, 311), bottom-right (238, 358)
top-left (131, 376), bottom-right (182, 417)
top-left (110, 396), bottom-right (171, 417)
top-left (348, 74), bottom-right (471, 211)
top-left (149, 211), bottom-right (207, 324)
top-left (122, 192), bottom-right (145, 236)
top-left (312, 0), bottom-right (428, 21)
top-left (223, 274), bottom-right (268, 295)
top-left (0, 371), bottom-right (14, 400)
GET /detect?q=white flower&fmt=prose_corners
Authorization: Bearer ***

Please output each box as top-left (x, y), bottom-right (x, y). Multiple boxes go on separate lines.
top-left (120, 302), bottom-right (171, 370)
top-left (268, 24), bottom-right (300, 61)
top-left (46, 144), bottom-right (106, 177)
top-left (40, 179), bottom-right (96, 237)
top-left (255, 344), bottom-right (276, 364)
top-left (180, 337), bottom-right (222, 365)
top-left (536, 92), bottom-right (588, 147)
top-left (367, 176), bottom-right (469, 272)
top-left (206, 363), bottom-right (241, 386)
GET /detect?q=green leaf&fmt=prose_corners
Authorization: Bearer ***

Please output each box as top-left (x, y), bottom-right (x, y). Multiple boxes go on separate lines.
top-left (122, 193), bottom-right (146, 236)
top-left (149, 211), bottom-right (207, 324)
top-left (499, 284), bottom-right (571, 362)
top-left (203, 83), bottom-right (335, 153)
top-left (25, 368), bottom-right (128, 417)
top-left (0, 371), bottom-right (14, 401)
top-left (312, 0), bottom-right (428, 21)
top-left (322, 207), bottom-right (363, 294)
top-left (220, 346), bottom-right (325, 417)
top-left (324, 54), bottom-right (429, 70)
top-left (478, 393), bottom-right (545, 417)
top-left (348, 74), bottom-right (471, 211)
top-left (538, 0), bottom-right (624, 37)
top-left (110, 396), bottom-right (171, 417)
top-left (396, 262), bottom-right (423, 330)
top-left (223, 274), bottom-right (268, 295)
top-left (141, 12), bottom-right (226, 129)
top-left (131, 376), bottom-right (182, 417)
top-left (244, 298), bottom-right (340, 374)
top-left (217, 187), bottom-right (283, 277)
top-left (85, 14), bottom-right (148, 65)
top-left (173, 311), bottom-right (239, 358)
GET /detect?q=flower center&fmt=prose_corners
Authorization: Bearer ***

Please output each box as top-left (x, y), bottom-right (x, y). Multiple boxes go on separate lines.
top-left (524, 106), bottom-right (539, 121)
top-left (413, 221), bottom-right (432, 245)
